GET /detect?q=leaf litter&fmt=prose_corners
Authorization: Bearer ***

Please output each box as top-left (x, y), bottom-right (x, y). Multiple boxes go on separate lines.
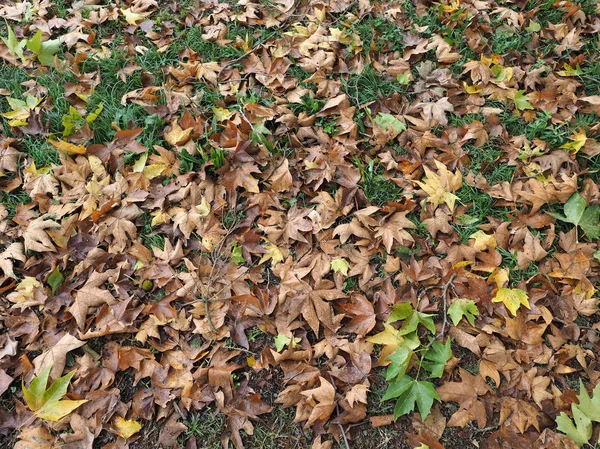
top-left (1, 0), bottom-right (600, 448)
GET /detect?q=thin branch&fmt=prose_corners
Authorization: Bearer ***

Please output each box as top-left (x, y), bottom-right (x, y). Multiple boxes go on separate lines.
top-left (329, 374), bottom-right (351, 449)
top-left (425, 273), bottom-right (457, 350)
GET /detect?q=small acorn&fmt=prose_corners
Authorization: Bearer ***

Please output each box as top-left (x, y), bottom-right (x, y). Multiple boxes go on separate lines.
top-left (141, 279), bottom-right (154, 292)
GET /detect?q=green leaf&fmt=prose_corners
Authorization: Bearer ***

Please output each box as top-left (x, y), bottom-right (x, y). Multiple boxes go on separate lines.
top-left (556, 408), bottom-right (592, 447)
top-left (575, 380), bottom-right (600, 422)
top-left (2, 25), bottom-right (26, 59)
top-left (331, 258), bottom-right (350, 276)
top-left (398, 310), bottom-right (436, 336)
top-left (385, 346), bottom-right (412, 381)
top-left (388, 303), bottom-right (413, 323)
top-left (374, 113), bottom-right (406, 134)
top-left (274, 334), bottom-right (300, 352)
top-left (47, 267), bottom-right (64, 295)
top-left (86, 104), bottom-right (103, 124)
top-left (22, 366), bottom-right (87, 422)
top-left (447, 298), bottom-right (479, 326)
top-left (62, 106), bottom-right (84, 137)
top-left (421, 339), bottom-right (452, 378)
top-left (396, 73), bottom-right (411, 85)
top-left (385, 376), bottom-right (440, 420)
top-left (525, 21), bottom-right (541, 32)
top-left (231, 243), bottom-right (245, 265)
top-left (580, 205), bottom-right (600, 240)
top-left (513, 90), bottom-right (533, 111)
top-left (563, 193), bottom-right (587, 226)
top-left (555, 380), bottom-right (600, 446)
top-left (26, 30), bottom-right (60, 67)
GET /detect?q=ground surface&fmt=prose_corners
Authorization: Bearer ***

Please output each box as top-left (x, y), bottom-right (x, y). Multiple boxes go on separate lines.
top-left (1, 0), bottom-right (600, 448)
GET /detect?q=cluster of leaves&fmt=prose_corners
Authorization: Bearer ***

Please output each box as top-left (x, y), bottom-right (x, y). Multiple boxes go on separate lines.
top-left (2, 0), bottom-right (600, 448)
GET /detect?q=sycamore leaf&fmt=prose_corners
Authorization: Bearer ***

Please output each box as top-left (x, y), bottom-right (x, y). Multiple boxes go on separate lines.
top-left (416, 161), bottom-right (462, 211)
top-left (259, 240), bottom-right (284, 267)
top-left (274, 334), bottom-right (299, 352)
top-left (556, 407), bottom-right (592, 447)
top-left (385, 346), bottom-right (412, 381)
top-left (580, 206), bottom-right (600, 240)
top-left (26, 30), bottom-right (61, 67)
top-left (231, 243), bottom-right (245, 265)
top-left (47, 267), bottom-right (64, 295)
top-left (557, 63), bottom-right (583, 77)
top-left (421, 339), bottom-right (452, 378)
top-left (374, 113), bottom-right (406, 134)
top-left (513, 90), bottom-right (533, 111)
top-left (2, 25), bottom-right (27, 60)
top-left (383, 375), bottom-right (440, 419)
top-left (525, 20), bottom-right (541, 32)
top-left (2, 96), bottom-right (42, 126)
top-left (448, 298), bottom-right (479, 326)
top-left (550, 193), bottom-right (600, 240)
top-left (388, 303), bottom-right (436, 335)
top-left (114, 417), bottom-right (142, 439)
top-left (22, 367), bottom-right (87, 422)
top-left (492, 288), bottom-right (530, 316)
top-left (560, 129), bottom-right (587, 154)
top-left (121, 8), bottom-right (148, 25)
top-left (331, 258), bottom-right (350, 276)
top-left (49, 139), bottom-right (86, 155)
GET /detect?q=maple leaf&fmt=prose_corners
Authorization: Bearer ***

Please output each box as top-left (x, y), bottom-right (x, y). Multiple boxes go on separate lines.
top-left (48, 139), bottom-right (87, 155)
top-left (561, 129), bottom-right (587, 154)
top-left (23, 217), bottom-right (59, 253)
top-left (0, 242), bottom-right (25, 279)
top-left (2, 95), bottom-right (43, 126)
top-left (22, 366), bottom-right (87, 422)
top-left (331, 258), bottom-right (350, 276)
top-left (416, 161), bottom-right (462, 211)
top-left (114, 417), bottom-right (142, 439)
top-left (26, 30), bottom-right (61, 67)
top-left (492, 288), bottom-right (530, 316)
top-left (383, 375), bottom-right (440, 419)
top-left (556, 380), bottom-right (600, 447)
top-left (448, 298), bottom-right (479, 326)
top-left (513, 90), bottom-right (534, 111)
top-left (418, 97), bottom-right (454, 126)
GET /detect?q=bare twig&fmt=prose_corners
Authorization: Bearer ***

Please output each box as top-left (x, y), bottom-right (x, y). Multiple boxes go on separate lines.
top-left (328, 374), bottom-right (351, 449)
top-left (424, 273), bottom-right (457, 349)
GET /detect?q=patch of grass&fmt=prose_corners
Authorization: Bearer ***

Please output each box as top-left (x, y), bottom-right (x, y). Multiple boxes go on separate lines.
top-left (489, 31), bottom-right (532, 56)
top-left (182, 407), bottom-right (226, 448)
top-left (359, 161), bottom-right (403, 206)
top-left (453, 185), bottom-right (511, 242)
top-left (241, 407), bottom-right (307, 448)
top-left (0, 190), bottom-right (32, 218)
top-left (22, 137), bottom-right (60, 167)
top-left (354, 15), bottom-right (406, 53)
top-left (342, 65), bottom-right (409, 106)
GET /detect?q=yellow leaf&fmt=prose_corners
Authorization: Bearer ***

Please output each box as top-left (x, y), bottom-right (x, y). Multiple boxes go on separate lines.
top-left (37, 400), bottom-right (88, 421)
top-left (259, 240), bottom-right (284, 267)
top-left (463, 82), bottom-right (482, 94)
top-left (143, 164), bottom-right (168, 179)
top-left (304, 160), bottom-right (319, 169)
top-left (195, 197), bottom-right (211, 218)
top-left (164, 122), bottom-right (192, 146)
top-left (469, 230), bottom-right (496, 251)
top-left (247, 355), bottom-right (256, 367)
top-left (560, 128), bottom-right (587, 154)
top-left (49, 139), bottom-right (86, 155)
top-left (151, 210), bottom-right (168, 226)
top-left (88, 155), bottom-right (105, 175)
top-left (114, 416), bottom-right (142, 439)
top-left (492, 287), bottom-right (530, 316)
top-left (132, 152), bottom-right (148, 173)
top-left (331, 258), bottom-right (350, 276)
top-left (212, 107), bottom-right (233, 122)
top-left (121, 8), bottom-right (147, 25)
top-left (488, 268), bottom-right (509, 289)
top-left (7, 277), bottom-right (41, 303)
top-left (416, 160), bottom-right (462, 211)
top-left (367, 324), bottom-right (402, 347)
top-left (22, 367), bottom-right (87, 422)
top-left (25, 160), bottom-right (50, 175)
